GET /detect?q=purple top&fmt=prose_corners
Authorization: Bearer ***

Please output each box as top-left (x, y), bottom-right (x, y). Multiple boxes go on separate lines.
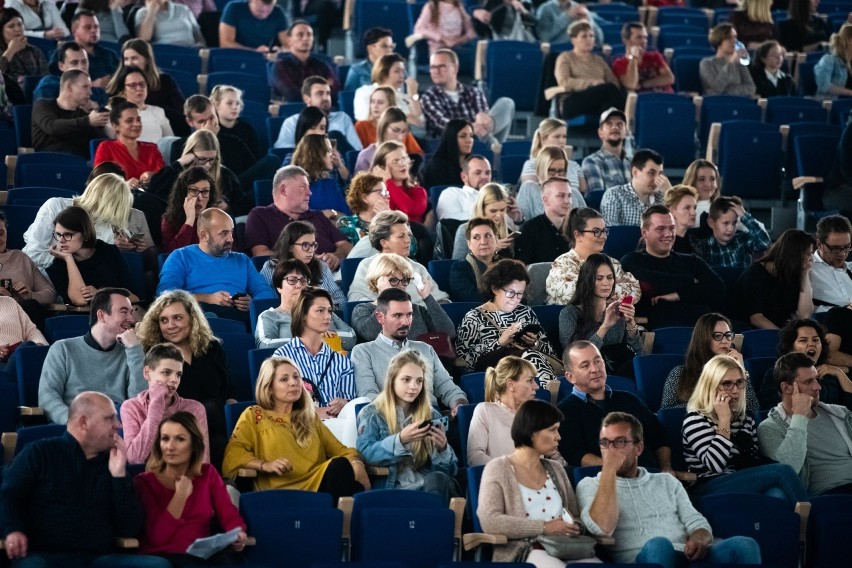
top-left (244, 205), bottom-right (347, 254)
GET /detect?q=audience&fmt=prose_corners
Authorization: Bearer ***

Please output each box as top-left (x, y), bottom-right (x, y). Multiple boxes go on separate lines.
top-left (271, 20), bottom-right (339, 101)
top-left (76, 0), bottom-right (129, 45)
top-left (515, 177), bottom-right (573, 265)
top-left (778, 0), bottom-right (832, 53)
top-left (107, 65), bottom-right (173, 143)
top-left (537, 0), bottom-right (602, 45)
top-left (611, 22), bottom-right (675, 93)
top-left (0, 210), bottom-right (56, 327)
top-left (371, 140), bottom-right (428, 224)
top-left (582, 107), bottom-right (632, 195)
top-left (825, 118), bottom-right (852, 218)
top-left (218, 0), bottom-right (289, 52)
top-left (94, 98), bottom-right (165, 188)
top-left (683, 159), bottom-right (722, 227)
top-left (662, 184), bottom-right (698, 254)
top-left (519, 118), bottom-right (585, 193)
top-left (0, 7), bottom-right (49, 81)
top-left (34, 41), bottom-right (107, 107)
top-left (450, 217), bottom-right (500, 302)
top-left (68, 11), bottom-right (120, 87)
top-left (517, 146), bottom-right (586, 222)
top-left (6, 0), bottom-right (67, 40)
top-left (421, 118), bottom-right (474, 191)
top-left (700, 23), bottom-right (757, 96)
top-left (337, 172), bottom-right (389, 246)
top-left (601, 148), bottom-right (668, 227)
top-left (825, 304), bottom-right (852, 369)
top-left (695, 196), bottom-right (771, 269)
top-left (353, 54), bottom-right (425, 132)
top-left (749, 40), bottom-right (794, 98)
top-left (436, 155), bottom-right (492, 222)
top-left (134, 0), bottom-right (205, 47)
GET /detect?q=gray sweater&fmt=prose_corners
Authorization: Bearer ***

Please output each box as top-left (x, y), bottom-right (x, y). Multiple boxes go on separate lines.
top-left (37, 333), bottom-right (146, 424)
top-left (254, 306), bottom-right (356, 351)
top-left (577, 467), bottom-right (711, 563)
top-left (350, 296), bottom-right (456, 344)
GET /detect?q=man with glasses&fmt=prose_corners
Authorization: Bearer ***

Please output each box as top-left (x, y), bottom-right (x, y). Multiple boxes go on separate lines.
top-left (577, 411), bottom-right (761, 566)
top-left (344, 27), bottom-right (395, 91)
top-left (811, 215), bottom-right (852, 313)
top-left (515, 177), bottom-right (572, 264)
top-left (557, 341), bottom-right (671, 470)
top-left (621, 205), bottom-right (724, 329)
top-left (758, 352), bottom-right (852, 495)
top-left (600, 148), bottom-right (669, 227)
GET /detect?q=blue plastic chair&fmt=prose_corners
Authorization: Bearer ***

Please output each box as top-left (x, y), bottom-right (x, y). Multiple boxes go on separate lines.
top-left (224, 400), bottom-right (253, 437)
top-left (14, 345), bottom-right (50, 414)
top-left (14, 423), bottom-right (65, 456)
top-left (656, 6), bottom-right (712, 28)
top-left (634, 94), bottom-right (697, 168)
top-left (153, 46), bottom-right (202, 75)
top-left (165, 69), bottom-right (200, 97)
top-left (5, 187), bottom-right (74, 206)
top-left (764, 97), bottom-right (828, 125)
top-left (11, 104), bottom-right (32, 149)
top-left (486, 41), bottom-right (543, 113)
top-left (530, 304), bottom-right (562, 353)
top-left (248, 347), bottom-right (277, 390)
top-left (216, 331), bottom-right (256, 402)
top-left (457, 403), bottom-right (476, 468)
top-left (249, 297), bottom-right (277, 335)
top-left (339, 257), bottom-right (363, 296)
top-left (342, 300), bottom-right (370, 326)
top-left (428, 185), bottom-right (450, 214)
top-left (240, 100), bottom-right (271, 154)
top-left (717, 121), bottom-right (783, 201)
top-left (460, 372), bottom-right (486, 405)
top-left (744, 356), bottom-right (776, 394)
top-left (794, 133), bottom-right (842, 229)
top-left (441, 302), bottom-right (478, 329)
top-left (806, 494), bottom-right (852, 567)
top-left (2, 205), bottom-right (40, 251)
top-left (603, 225), bottom-right (641, 260)
top-left (633, 354), bottom-right (684, 412)
top-left (207, 48), bottom-right (267, 74)
top-left (498, 154), bottom-right (527, 185)
top-left (250, 255), bottom-right (268, 273)
top-left (427, 260), bottom-right (457, 299)
top-left (650, 326), bottom-right (694, 355)
top-left (656, 406), bottom-right (688, 470)
top-left (740, 328), bottom-right (781, 359)
top-left (699, 96), bottom-right (762, 152)
top-left (44, 315), bottom-right (89, 342)
top-left (207, 318), bottom-right (247, 334)
top-left (14, 152), bottom-right (89, 189)
top-left (672, 54), bottom-right (705, 94)
top-left (253, 178), bottom-right (273, 206)
top-left (206, 72), bottom-right (269, 103)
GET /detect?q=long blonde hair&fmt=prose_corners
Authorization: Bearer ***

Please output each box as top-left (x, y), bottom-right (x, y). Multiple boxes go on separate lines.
top-left (182, 130), bottom-right (223, 189)
top-left (73, 173), bottom-right (133, 233)
top-left (255, 356), bottom-right (318, 448)
top-left (740, 0), bottom-right (773, 24)
top-left (373, 350), bottom-right (433, 468)
top-left (484, 356), bottom-right (536, 402)
top-left (472, 183), bottom-right (511, 240)
top-left (686, 355), bottom-right (748, 421)
top-left (530, 118), bottom-right (567, 159)
top-left (830, 23), bottom-right (852, 62)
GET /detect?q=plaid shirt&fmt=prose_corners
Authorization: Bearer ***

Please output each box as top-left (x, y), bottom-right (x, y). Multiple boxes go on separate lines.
top-left (600, 183), bottom-right (664, 226)
top-left (582, 147), bottom-right (632, 194)
top-left (421, 83), bottom-right (489, 138)
top-left (694, 214), bottom-right (771, 268)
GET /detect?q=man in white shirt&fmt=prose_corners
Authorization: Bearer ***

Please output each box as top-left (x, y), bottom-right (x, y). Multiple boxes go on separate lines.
top-left (435, 155), bottom-right (492, 221)
top-left (811, 215), bottom-right (852, 313)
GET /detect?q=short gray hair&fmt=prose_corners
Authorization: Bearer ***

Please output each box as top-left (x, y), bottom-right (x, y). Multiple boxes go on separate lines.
top-left (272, 165), bottom-right (309, 197)
top-left (368, 209), bottom-right (409, 252)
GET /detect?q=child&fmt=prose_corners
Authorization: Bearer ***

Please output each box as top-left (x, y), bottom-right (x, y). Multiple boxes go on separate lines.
top-left (121, 342), bottom-right (210, 465)
top-left (695, 196), bottom-right (771, 268)
top-left (210, 84), bottom-right (261, 159)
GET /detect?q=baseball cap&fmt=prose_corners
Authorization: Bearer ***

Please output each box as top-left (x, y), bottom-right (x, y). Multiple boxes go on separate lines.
top-left (599, 107), bottom-right (626, 125)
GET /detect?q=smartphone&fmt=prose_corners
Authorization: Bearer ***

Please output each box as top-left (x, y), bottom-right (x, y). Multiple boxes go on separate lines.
top-left (232, 293), bottom-right (246, 301)
top-left (621, 295), bottom-right (634, 306)
top-left (0, 279), bottom-right (11, 293)
top-left (431, 416), bottom-right (449, 430)
top-left (129, 232), bottom-right (144, 241)
top-left (418, 419), bottom-right (431, 429)
top-left (514, 323), bottom-right (542, 341)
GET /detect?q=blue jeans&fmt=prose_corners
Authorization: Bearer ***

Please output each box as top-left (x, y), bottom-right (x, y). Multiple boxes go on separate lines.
top-left (13, 553), bottom-right (172, 568)
top-left (636, 535), bottom-right (762, 568)
top-left (691, 464), bottom-right (810, 509)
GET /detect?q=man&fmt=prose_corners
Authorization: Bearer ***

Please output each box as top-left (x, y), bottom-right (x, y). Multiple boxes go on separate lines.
top-left (32, 69), bottom-right (108, 158)
top-left (758, 352), bottom-right (852, 495)
top-left (351, 288), bottom-right (467, 414)
top-left (157, 208), bottom-right (276, 320)
top-left (34, 42), bottom-right (107, 107)
top-left (620, 205), bottom-right (725, 328)
top-left (515, 177), bottom-right (572, 264)
top-left (64, 11), bottom-right (119, 89)
top-left (270, 21), bottom-right (339, 101)
top-left (274, 76), bottom-right (362, 151)
top-left (219, 0), bottom-right (289, 52)
top-left (245, 165), bottom-right (352, 268)
top-left (582, 107), bottom-right (633, 195)
top-left (811, 215), bottom-right (852, 313)
top-left (577, 411), bottom-right (761, 566)
top-left (435, 155), bottom-right (492, 221)
top-left (38, 288), bottom-right (145, 425)
top-left (600, 148), bottom-right (669, 227)
top-left (0, 392), bottom-right (170, 568)
top-left (611, 22), bottom-right (675, 93)
top-left (536, 0), bottom-right (604, 44)
top-left (134, 0), bottom-right (206, 47)
top-left (420, 48), bottom-right (515, 144)
top-left (344, 27), bottom-right (395, 91)
top-left (558, 341), bottom-right (671, 470)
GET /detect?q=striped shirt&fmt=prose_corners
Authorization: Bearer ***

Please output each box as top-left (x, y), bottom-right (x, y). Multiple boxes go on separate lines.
top-left (682, 410), bottom-right (758, 478)
top-left (273, 337), bottom-right (355, 404)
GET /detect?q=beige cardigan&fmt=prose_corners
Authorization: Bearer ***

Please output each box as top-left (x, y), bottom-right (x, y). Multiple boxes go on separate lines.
top-left (478, 455), bottom-right (581, 562)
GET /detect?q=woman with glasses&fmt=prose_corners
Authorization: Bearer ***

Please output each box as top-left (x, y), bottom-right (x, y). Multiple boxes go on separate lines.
top-left (161, 167), bottom-right (220, 253)
top-left (337, 172), bottom-right (389, 246)
top-left (663, 185), bottom-right (699, 254)
top-left (105, 66), bottom-right (173, 143)
top-left (355, 107), bottom-right (424, 176)
top-left (547, 207), bottom-right (640, 306)
top-left (449, 217), bottom-right (500, 302)
top-left (516, 146), bottom-right (586, 223)
top-left (94, 98), bottom-right (165, 190)
top-left (260, 220), bottom-right (347, 309)
top-left (291, 133), bottom-right (350, 217)
top-left (421, 119), bottom-right (474, 191)
top-left (451, 183), bottom-right (517, 261)
top-left (519, 118), bottom-right (586, 194)
top-left (457, 259), bottom-right (559, 387)
top-left (682, 354), bottom-right (808, 506)
top-left (256, 258), bottom-right (355, 350)
top-left (371, 140), bottom-right (427, 224)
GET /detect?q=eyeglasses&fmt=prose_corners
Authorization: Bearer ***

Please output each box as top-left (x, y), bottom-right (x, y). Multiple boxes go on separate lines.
top-left (187, 187), bottom-right (211, 198)
top-left (501, 288), bottom-right (524, 299)
top-left (390, 157), bottom-right (411, 167)
top-left (52, 231), bottom-right (78, 242)
top-left (429, 63), bottom-right (450, 71)
top-left (547, 168), bottom-right (567, 176)
top-left (820, 241), bottom-right (852, 254)
top-left (194, 156), bottom-right (216, 165)
top-left (368, 188), bottom-right (390, 198)
top-left (293, 241), bottom-right (320, 252)
top-left (124, 81), bottom-right (146, 90)
top-left (599, 438), bottom-right (637, 449)
top-left (376, 42), bottom-right (396, 50)
top-left (388, 276), bottom-right (412, 287)
top-left (580, 228), bottom-right (610, 238)
top-left (283, 276), bottom-right (309, 286)
top-left (719, 378), bottom-right (746, 391)
top-left (711, 332), bottom-right (735, 342)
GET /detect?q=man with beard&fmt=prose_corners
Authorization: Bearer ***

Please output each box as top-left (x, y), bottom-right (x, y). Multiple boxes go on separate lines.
top-left (274, 76), bottom-right (361, 151)
top-left (157, 208), bottom-right (275, 321)
top-left (577, 411), bottom-right (761, 566)
top-left (582, 107), bottom-right (633, 195)
top-left (38, 288), bottom-right (146, 424)
top-left (758, 352), bottom-right (852, 495)
top-left (350, 287), bottom-right (467, 415)
top-left (436, 155), bottom-right (492, 222)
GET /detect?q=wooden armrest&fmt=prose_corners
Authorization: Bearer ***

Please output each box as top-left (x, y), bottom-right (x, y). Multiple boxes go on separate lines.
top-left (462, 533), bottom-right (507, 551)
top-left (2, 432), bottom-right (16, 465)
top-left (635, 317), bottom-right (648, 325)
top-left (405, 33), bottom-right (423, 49)
top-left (237, 468), bottom-right (257, 478)
top-left (663, 47), bottom-right (673, 64)
top-left (594, 535), bottom-right (615, 546)
top-left (338, 496), bottom-right (354, 540)
top-left (474, 40), bottom-right (488, 82)
top-left (366, 466), bottom-right (389, 476)
top-left (540, 42), bottom-right (551, 55)
top-left (642, 331), bottom-right (655, 357)
top-left (792, 176), bottom-right (822, 190)
top-left (245, 536), bottom-right (257, 546)
top-left (795, 501), bottom-right (811, 543)
top-left (116, 538), bottom-right (139, 548)
top-left (625, 92), bottom-right (638, 133)
top-left (18, 406), bottom-right (44, 416)
top-left (342, 0), bottom-right (354, 30)
top-left (450, 497), bottom-right (465, 539)
top-left (673, 471), bottom-right (697, 482)
top-left (705, 122), bottom-right (721, 162)
top-left (544, 86), bottom-right (567, 101)
top-left (47, 304), bottom-right (90, 313)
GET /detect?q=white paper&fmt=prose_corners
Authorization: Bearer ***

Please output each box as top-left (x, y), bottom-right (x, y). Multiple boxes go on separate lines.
top-left (185, 527), bottom-right (241, 559)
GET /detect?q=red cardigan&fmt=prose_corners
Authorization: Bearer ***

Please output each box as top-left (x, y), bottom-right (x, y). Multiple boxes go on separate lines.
top-left (94, 139), bottom-right (165, 181)
top-left (386, 178), bottom-right (428, 223)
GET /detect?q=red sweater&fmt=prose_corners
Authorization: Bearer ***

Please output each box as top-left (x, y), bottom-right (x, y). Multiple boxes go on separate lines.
top-left (161, 217), bottom-right (200, 253)
top-left (94, 139), bottom-right (165, 181)
top-left (387, 178), bottom-right (428, 223)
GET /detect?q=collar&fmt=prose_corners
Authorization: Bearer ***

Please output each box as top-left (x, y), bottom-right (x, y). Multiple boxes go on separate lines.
top-left (765, 68), bottom-right (786, 80)
top-left (378, 332), bottom-right (408, 350)
top-left (813, 249), bottom-right (851, 272)
top-left (570, 384), bottom-right (611, 401)
top-left (83, 330), bottom-right (117, 352)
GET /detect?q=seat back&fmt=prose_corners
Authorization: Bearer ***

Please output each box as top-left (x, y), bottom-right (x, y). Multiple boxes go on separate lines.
top-left (650, 326), bottom-right (694, 355)
top-left (167, 69), bottom-right (200, 97)
top-left (740, 328), bottom-right (781, 359)
top-left (248, 347), bottom-right (278, 390)
top-left (530, 304), bottom-right (562, 354)
top-left (15, 344), bottom-right (50, 408)
top-left (765, 97), bottom-right (827, 125)
top-left (603, 225), bottom-right (641, 260)
top-left (700, 96), bottom-right (762, 151)
top-left (457, 403), bottom-right (476, 469)
top-left (485, 41), bottom-right (543, 113)
top-left (0, 382), bottom-right (17, 434)
top-left (744, 356), bottom-right (776, 394)
top-left (342, 300), bottom-right (370, 326)
top-left (467, 465), bottom-right (486, 532)
top-left (672, 55), bottom-right (704, 93)
top-left (635, 95), bottom-right (697, 168)
top-left (352, 0), bottom-right (414, 59)
top-left (1, 205), bottom-right (39, 250)
top-left (526, 263), bottom-right (552, 307)
top-left (249, 297), bottom-right (278, 335)
top-left (460, 372), bottom-right (486, 405)
top-left (44, 315), bottom-right (90, 342)
top-left (427, 259), bottom-right (457, 299)
top-left (717, 121), bottom-right (783, 201)
top-left (206, 71), bottom-right (269, 103)
top-left (439, 302), bottom-right (477, 329)
top-left (14, 423), bottom-right (65, 456)
top-left (6, 187), bottom-right (75, 207)
top-left (224, 400), bottom-right (254, 437)
top-left (633, 354), bottom-right (684, 412)
top-left (207, 48), bottom-right (267, 74)
top-left (806, 494), bottom-right (852, 567)
top-left (656, 406), bottom-right (687, 470)
top-left (216, 332), bottom-right (256, 402)
top-left (340, 256), bottom-right (363, 296)
top-left (12, 104), bottom-right (32, 149)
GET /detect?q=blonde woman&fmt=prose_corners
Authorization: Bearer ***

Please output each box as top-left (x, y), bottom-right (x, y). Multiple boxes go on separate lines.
top-left (519, 118), bottom-right (586, 195)
top-left (211, 84), bottom-right (260, 159)
top-left (223, 355), bottom-right (370, 497)
top-left (663, 184), bottom-right (699, 255)
top-left (815, 23), bottom-right (852, 97)
top-left (355, 85), bottom-right (397, 145)
top-left (452, 182), bottom-right (517, 260)
top-left (682, 159), bottom-right (721, 227)
top-left (516, 146), bottom-right (586, 222)
top-left (356, 349), bottom-right (459, 501)
top-left (728, 0), bottom-right (776, 48)
top-left (682, 355), bottom-right (808, 506)
top-left (23, 173), bottom-right (154, 269)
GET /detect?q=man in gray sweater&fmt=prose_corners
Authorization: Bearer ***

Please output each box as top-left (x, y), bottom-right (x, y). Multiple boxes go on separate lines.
top-left (38, 288), bottom-right (146, 424)
top-left (577, 411), bottom-right (761, 566)
top-left (350, 288), bottom-right (467, 415)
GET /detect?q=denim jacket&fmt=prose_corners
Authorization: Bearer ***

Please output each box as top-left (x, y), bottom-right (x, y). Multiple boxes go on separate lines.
top-left (356, 403), bottom-right (458, 489)
top-left (814, 53), bottom-right (848, 96)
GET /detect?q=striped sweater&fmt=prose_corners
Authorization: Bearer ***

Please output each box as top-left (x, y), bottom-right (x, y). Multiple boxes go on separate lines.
top-left (682, 410), bottom-right (759, 478)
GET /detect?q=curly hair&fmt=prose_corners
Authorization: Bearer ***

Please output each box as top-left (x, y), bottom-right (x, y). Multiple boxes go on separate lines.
top-left (345, 172), bottom-right (385, 215)
top-left (163, 167), bottom-right (219, 232)
top-left (482, 259), bottom-right (529, 301)
top-left (137, 290), bottom-right (215, 356)
top-left (291, 134), bottom-right (331, 181)
top-left (777, 318), bottom-right (829, 365)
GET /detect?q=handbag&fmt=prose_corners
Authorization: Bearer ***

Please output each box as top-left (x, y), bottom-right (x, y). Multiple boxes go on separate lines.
top-left (535, 534), bottom-right (598, 560)
top-left (598, 342), bottom-right (636, 376)
top-left (417, 331), bottom-right (456, 360)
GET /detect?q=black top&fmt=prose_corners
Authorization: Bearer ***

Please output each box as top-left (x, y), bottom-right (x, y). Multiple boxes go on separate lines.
top-left (749, 67), bottom-right (795, 98)
top-left (449, 256), bottom-right (488, 302)
top-left (46, 240), bottom-right (134, 303)
top-left (176, 339), bottom-right (234, 406)
top-left (170, 132), bottom-right (256, 178)
top-left (826, 306), bottom-right (852, 356)
top-left (220, 119), bottom-right (261, 160)
top-left (827, 115), bottom-right (852, 190)
top-left (420, 153), bottom-right (463, 191)
top-left (515, 214), bottom-right (571, 265)
top-left (32, 99), bottom-right (107, 158)
top-left (778, 16), bottom-right (832, 53)
top-left (739, 262), bottom-right (798, 328)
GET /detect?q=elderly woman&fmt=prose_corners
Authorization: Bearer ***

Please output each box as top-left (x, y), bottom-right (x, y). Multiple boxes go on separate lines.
top-left (0, 210), bottom-right (55, 326)
top-left (94, 98), bottom-right (165, 188)
top-left (546, 208), bottom-right (640, 306)
top-left (347, 210), bottom-right (449, 305)
top-left (355, 106), bottom-right (424, 175)
top-left (223, 355), bottom-right (370, 497)
top-left (519, 118), bottom-right (585, 194)
top-left (337, 172), bottom-right (389, 246)
top-left (353, 54), bottom-right (425, 129)
top-left (451, 183), bottom-right (518, 260)
top-left (516, 146), bottom-right (586, 222)
top-left (160, 167), bottom-right (220, 253)
top-left (449, 217), bottom-right (500, 302)
top-left (663, 184), bottom-right (699, 254)
top-left (457, 259), bottom-right (559, 387)
top-left (256, 259), bottom-right (355, 351)
top-left (478, 399), bottom-right (597, 566)
top-left (814, 23), bottom-right (852, 98)
top-left (105, 66), bottom-right (173, 143)
top-left (700, 23), bottom-right (757, 97)
top-left (351, 253), bottom-right (455, 343)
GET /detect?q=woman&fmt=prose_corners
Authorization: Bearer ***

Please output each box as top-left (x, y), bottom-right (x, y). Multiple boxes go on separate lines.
top-left (135, 412), bottom-right (248, 566)
top-left (421, 119), bottom-right (474, 190)
top-left (0, 7), bottom-right (48, 81)
top-left (451, 183), bottom-right (518, 260)
top-left (23, 173), bottom-right (154, 270)
top-left (223, 355), bottom-right (369, 497)
top-left (457, 259), bottom-right (560, 387)
top-left (106, 66), bottom-right (173, 143)
top-left (554, 19), bottom-right (624, 119)
top-left (682, 159), bottom-right (722, 228)
top-left (700, 23), bottom-right (757, 96)
top-left (519, 118), bottom-right (586, 194)
top-left (663, 184), bottom-right (698, 254)
top-left (371, 140), bottom-right (428, 224)
top-left (516, 146), bottom-right (587, 222)
top-left (133, 0), bottom-right (205, 48)
top-left (351, 252), bottom-right (455, 343)
top-left (682, 355), bottom-right (809, 507)
top-left (728, 0), bottom-right (776, 47)
top-left (161, 167), bottom-right (219, 253)
top-left (0, 210), bottom-right (56, 326)
top-left (5, 0), bottom-right (67, 40)
top-left (291, 133), bottom-right (350, 216)
top-left (293, 106), bottom-right (328, 149)
top-left (46, 206), bottom-right (138, 306)
top-left (546, 207), bottom-right (641, 306)
top-left (256, 259), bottom-right (355, 351)
top-left (353, 54), bottom-right (424, 130)
top-left (449, 217), bottom-right (499, 302)
top-left (211, 84), bottom-right (260, 159)
top-left (94, 98), bottom-right (165, 187)
top-left (559, 254), bottom-right (643, 375)
top-left (337, 172), bottom-right (388, 246)
top-left (355, 106), bottom-right (423, 174)
top-left (749, 40), bottom-right (793, 99)
top-left (740, 229), bottom-right (816, 329)
top-left (814, 24), bottom-right (852, 98)
top-left (661, 313), bottom-right (759, 413)
top-left (413, 0), bottom-right (476, 56)
top-left (260, 220), bottom-right (347, 308)
top-left (355, 86), bottom-right (421, 152)
top-left (779, 0), bottom-right (832, 53)
top-left (478, 399), bottom-right (596, 566)
top-left (78, 0), bottom-right (130, 43)
top-left (0, 296), bottom-right (47, 373)
top-left (357, 350), bottom-right (459, 500)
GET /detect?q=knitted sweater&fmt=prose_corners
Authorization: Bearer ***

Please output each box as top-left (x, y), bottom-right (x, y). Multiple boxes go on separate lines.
top-left (0, 297), bottom-right (47, 346)
top-left (0, 249), bottom-right (56, 305)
